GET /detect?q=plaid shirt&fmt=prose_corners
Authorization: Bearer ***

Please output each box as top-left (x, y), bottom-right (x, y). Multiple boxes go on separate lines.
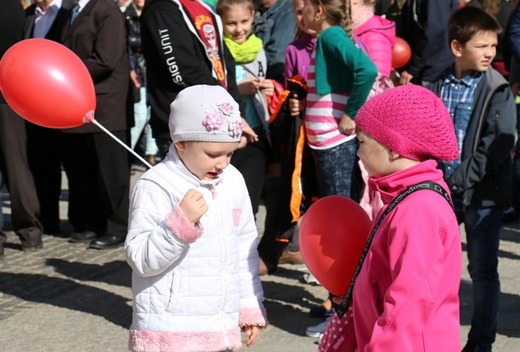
top-left (440, 70), bottom-right (483, 178)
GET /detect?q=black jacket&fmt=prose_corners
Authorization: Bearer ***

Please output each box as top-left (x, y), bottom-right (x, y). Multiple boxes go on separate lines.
top-left (427, 67), bottom-right (516, 208)
top-left (0, 0), bottom-right (25, 104)
top-left (140, 0), bottom-right (241, 139)
top-left (401, 0), bottom-right (459, 83)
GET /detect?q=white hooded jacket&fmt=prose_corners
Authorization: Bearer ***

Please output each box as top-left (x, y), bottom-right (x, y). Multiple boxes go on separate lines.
top-left (125, 146), bottom-right (267, 352)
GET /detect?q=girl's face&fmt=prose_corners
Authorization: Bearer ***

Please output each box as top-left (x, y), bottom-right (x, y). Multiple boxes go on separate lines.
top-left (301, 0), bottom-right (320, 33)
top-left (222, 4), bottom-right (254, 45)
top-left (356, 128), bottom-right (393, 179)
top-left (293, 0), bottom-right (318, 37)
top-left (175, 141), bottom-right (239, 181)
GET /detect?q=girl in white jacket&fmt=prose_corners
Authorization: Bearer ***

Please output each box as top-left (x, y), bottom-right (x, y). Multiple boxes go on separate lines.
top-left (125, 85), bottom-right (267, 352)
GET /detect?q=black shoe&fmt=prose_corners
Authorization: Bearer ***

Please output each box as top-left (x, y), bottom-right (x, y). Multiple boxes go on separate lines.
top-left (88, 234), bottom-right (125, 249)
top-left (502, 207), bottom-right (519, 224)
top-left (462, 342), bottom-right (491, 352)
top-left (69, 231), bottom-right (98, 243)
top-left (22, 243), bottom-right (43, 251)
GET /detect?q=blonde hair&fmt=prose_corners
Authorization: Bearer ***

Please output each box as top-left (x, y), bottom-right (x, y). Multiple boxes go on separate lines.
top-left (216, 0), bottom-right (254, 17)
top-left (309, 0), bottom-right (353, 40)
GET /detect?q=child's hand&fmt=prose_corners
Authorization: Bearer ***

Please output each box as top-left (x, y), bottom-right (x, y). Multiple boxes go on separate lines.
top-left (258, 79), bottom-right (274, 97)
top-left (243, 325), bottom-right (260, 347)
top-left (289, 94), bottom-right (305, 116)
top-left (130, 70), bottom-right (142, 90)
top-left (238, 118), bottom-right (259, 148)
top-left (398, 70), bottom-right (414, 85)
top-left (339, 113), bottom-right (356, 136)
top-left (238, 77), bottom-right (260, 96)
top-left (179, 189), bottom-right (208, 225)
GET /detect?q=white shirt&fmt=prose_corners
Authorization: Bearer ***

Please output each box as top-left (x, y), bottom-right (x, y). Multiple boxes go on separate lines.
top-left (76, 0), bottom-right (90, 13)
top-left (33, 0), bottom-right (63, 38)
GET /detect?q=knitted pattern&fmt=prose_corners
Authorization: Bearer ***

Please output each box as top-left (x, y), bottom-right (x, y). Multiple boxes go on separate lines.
top-left (356, 85), bottom-right (459, 162)
top-left (169, 85), bottom-right (243, 143)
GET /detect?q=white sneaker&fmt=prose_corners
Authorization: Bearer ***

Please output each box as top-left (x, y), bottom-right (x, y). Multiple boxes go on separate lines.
top-left (317, 332), bottom-right (324, 344)
top-left (305, 316), bottom-right (331, 337)
top-left (303, 272), bottom-right (319, 284)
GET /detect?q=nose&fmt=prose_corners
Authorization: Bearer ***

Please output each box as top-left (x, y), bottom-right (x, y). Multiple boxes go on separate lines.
top-left (215, 155), bottom-right (231, 171)
top-left (485, 46), bottom-right (496, 58)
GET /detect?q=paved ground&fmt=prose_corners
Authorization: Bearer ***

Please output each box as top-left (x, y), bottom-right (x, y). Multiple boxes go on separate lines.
top-left (0, 167), bottom-right (519, 352)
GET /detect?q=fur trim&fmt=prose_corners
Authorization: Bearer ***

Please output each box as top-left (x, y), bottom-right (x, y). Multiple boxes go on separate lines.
top-left (128, 328), bottom-right (241, 352)
top-left (239, 308), bottom-right (268, 328)
top-left (165, 204), bottom-right (203, 244)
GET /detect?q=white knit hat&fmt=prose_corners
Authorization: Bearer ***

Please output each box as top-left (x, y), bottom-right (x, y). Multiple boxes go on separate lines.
top-left (169, 85), bottom-right (243, 143)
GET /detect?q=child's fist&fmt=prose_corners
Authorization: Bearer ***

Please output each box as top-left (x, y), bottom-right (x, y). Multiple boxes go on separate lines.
top-left (289, 94), bottom-right (305, 116)
top-left (179, 189), bottom-right (208, 225)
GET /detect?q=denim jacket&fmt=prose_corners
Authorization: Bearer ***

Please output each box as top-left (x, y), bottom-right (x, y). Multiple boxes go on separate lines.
top-left (253, 0), bottom-right (296, 84)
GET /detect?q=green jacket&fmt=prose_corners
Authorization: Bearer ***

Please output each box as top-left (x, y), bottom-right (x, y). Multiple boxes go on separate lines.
top-left (314, 26), bottom-right (377, 118)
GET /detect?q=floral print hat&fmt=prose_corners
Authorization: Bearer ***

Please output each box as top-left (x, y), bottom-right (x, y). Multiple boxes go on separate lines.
top-left (169, 85), bottom-right (243, 143)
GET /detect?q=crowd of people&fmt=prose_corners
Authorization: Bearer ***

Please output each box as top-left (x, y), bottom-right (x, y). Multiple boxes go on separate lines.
top-left (1, 0), bottom-right (519, 351)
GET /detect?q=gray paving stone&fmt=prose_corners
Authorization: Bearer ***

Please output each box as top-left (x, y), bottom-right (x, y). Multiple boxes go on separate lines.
top-left (0, 170), bottom-right (519, 351)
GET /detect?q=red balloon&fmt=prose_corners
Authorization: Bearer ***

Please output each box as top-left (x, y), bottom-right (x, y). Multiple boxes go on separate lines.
top-left (392, 37), bottom-right (412, 69)
top-left (0, 38), bottom-right (95, 128)
top-left (299, 196), bottom-right (372, 296)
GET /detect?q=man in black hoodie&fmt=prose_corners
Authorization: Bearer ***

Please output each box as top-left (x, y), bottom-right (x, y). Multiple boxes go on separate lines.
top-left (140, 0), bottom-right (255, 159)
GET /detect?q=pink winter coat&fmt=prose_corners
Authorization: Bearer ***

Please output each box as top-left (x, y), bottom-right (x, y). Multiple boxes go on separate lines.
top-left (354, 15), bottom-right (395, 77)
top-left (352, 160), bottom-right (462, 351)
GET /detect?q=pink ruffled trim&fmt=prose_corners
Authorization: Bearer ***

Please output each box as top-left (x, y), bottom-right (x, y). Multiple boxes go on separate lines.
top-left (128, 328), bottom-right (242, 352)
top-left (239, 308), bottom-right (268, 328)
top-left (165, 204), bottom-right (203, 244)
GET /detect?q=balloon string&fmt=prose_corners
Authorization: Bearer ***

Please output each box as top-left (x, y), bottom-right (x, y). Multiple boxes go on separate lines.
top-left (91, 119), bottom-right (154, 169)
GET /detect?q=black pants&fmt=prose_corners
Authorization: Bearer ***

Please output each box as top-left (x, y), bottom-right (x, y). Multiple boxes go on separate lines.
top-left (231, 126), bottom-right (269, 215)
top-left (61, 131), bottom-right (130, 237)
top-left (0, 104), bottom-right (43, 248)
top-left (26, 122), bottom-right (62, 233)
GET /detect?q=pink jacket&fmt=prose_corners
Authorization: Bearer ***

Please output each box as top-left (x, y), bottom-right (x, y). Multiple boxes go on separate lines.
top-left (354, 15), bottom-right (395, 77)
top-left (352, 160), bottom-right (461, 351)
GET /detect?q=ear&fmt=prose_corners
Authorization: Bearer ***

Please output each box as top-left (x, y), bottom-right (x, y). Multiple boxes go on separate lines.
top-left (316, 3), bottom-right (325, 17)
top-left (451, 39), bottom-right (463, 58)
top-left (388, 149), bottom-right (400, 161)
top-left (174, 141), bottom-right (186, 152)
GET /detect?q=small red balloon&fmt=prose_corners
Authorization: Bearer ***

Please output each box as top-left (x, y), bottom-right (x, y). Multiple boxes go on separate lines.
top-left (299, 196), bottom-right (372, 297)
top-left (392, 37), bottom-right (412, 69)
top-left (0, 38), bottom-right (95, 128)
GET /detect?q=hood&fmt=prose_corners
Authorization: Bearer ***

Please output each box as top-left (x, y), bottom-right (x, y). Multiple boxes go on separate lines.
top-left (355, 15), bottom-right (396, 47)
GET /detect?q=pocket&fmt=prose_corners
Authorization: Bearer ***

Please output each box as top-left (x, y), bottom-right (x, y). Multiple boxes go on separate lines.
top-left (453, 102), bottom-right (472, 130)
top-left (164, 271), bottom-right (180, 311)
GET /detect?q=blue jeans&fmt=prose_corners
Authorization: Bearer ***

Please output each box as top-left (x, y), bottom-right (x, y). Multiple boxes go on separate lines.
top-left (459, 206), bottom-right (503, 349)
top-left (130, 87), bottom-right (158, 156)
top-left (311, 138), bottom-right (360, 201)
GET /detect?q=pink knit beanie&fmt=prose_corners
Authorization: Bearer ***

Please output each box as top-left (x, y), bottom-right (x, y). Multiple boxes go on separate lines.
top-left (356, 85), bottom-right (459, 162)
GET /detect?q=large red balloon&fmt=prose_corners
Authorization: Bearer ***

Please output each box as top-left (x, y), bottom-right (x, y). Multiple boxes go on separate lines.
top-left (0, 38), bottom-right (95, 128)
top-left (392, 37), bottom-right (412, 69)
top-left (299, 196), bottom-right (372, 296)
